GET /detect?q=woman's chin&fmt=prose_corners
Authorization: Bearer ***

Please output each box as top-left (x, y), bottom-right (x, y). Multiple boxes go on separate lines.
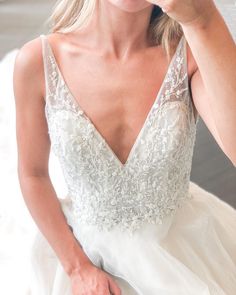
top-left (106, 0), bottom-right (152, 13)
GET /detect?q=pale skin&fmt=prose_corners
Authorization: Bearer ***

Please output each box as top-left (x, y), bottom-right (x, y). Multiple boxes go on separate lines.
top-left (13, 0), bottom-right (236, 294)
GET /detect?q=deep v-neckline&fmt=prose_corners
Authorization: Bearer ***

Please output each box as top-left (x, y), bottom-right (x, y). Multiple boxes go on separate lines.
top-left (42, 34), bottom-right (184, 169)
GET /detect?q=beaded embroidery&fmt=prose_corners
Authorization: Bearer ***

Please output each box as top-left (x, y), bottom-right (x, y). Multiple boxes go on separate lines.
top-left (40, 34), bottom-right (199, 235)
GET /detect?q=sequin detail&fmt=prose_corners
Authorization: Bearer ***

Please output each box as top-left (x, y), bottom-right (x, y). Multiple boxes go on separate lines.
top-left (40, 34), bottom-right (199, 236)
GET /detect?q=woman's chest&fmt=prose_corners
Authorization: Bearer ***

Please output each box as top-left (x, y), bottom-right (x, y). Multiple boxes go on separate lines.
top-left (49, 50), bottom-right (195, 165)
top-left (44, 35), bottom-right (197, 166)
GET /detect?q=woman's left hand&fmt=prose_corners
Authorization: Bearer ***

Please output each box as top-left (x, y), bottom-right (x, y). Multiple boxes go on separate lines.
top-left (146, 0), bottom-right (218, 27)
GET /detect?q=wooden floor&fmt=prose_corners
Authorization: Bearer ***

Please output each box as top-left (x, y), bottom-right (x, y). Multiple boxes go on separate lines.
top-left (0, 0), bottom-right (235, 207)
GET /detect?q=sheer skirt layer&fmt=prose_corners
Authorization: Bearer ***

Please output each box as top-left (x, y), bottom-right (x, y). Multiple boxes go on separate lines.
top-left (28, 181), bottom-right (236, 295)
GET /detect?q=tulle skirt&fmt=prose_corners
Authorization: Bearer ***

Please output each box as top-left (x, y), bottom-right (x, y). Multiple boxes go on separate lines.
top-left (1, 180), bottom-right (236, 295)
top-left (25, 181), bottom-right (236, 295)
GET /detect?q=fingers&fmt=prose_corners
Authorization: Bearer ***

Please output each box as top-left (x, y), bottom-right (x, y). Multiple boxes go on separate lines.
top-left (107, 276), bottom-right (122, 295)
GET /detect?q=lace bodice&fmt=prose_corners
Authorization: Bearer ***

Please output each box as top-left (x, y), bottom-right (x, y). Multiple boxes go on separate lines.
top-left (40, 34), bottom-right (199, 235)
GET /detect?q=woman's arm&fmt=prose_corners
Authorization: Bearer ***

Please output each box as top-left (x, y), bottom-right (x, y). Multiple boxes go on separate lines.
top-left (181, 7), bottom-right (236, 166)
top-left (13, 38), bottom-right (92, 277)
top-left (150, 0), bottom-right (236, 165)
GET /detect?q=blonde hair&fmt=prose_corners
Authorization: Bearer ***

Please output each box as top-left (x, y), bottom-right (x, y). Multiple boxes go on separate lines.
top-left (45, 0), bottom-right (183, 61)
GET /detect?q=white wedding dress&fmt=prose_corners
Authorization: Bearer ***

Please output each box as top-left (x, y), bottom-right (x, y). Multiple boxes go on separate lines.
top-left (0, 3), bottom-right (236, 294)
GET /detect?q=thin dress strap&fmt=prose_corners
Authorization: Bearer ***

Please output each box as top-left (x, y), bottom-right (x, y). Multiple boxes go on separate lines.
top-left (182, 36), bottom-right (199, 124)
top-left (39, 33), bottom-right (198, 124)
top-left (40, 34), bottom-right (59, 106)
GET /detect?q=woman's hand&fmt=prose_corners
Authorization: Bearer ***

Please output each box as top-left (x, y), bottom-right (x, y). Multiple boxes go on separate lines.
top-left (70, 261), bottom-right (122, 295)
top-left (147, 0), bottom-right (218, 28)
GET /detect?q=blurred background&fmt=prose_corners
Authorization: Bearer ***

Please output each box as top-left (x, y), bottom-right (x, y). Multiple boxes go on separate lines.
top-left (0, 0), bottom-right (235, 293)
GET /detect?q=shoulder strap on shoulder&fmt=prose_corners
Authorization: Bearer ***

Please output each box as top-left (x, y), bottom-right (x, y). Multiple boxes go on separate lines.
top-left (158, 35), bottom-right (198, 123)
top-left (40, 34), bottom-right (59, 105)
top-left (182, 36), bottom-right (199, 124)
top-left (159, 35), bottom-right (188, 105)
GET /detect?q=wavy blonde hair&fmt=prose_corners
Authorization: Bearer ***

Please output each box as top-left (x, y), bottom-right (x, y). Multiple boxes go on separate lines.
top-left (45, 0), bottom-right (183, 61)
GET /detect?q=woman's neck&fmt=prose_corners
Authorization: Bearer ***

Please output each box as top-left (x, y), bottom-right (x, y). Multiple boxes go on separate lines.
top-left (74, 0), bottom-right (155, 59)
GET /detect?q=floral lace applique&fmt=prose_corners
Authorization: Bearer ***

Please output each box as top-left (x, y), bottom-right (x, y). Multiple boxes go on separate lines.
top-left (40, 34), bottom-right (198, 236)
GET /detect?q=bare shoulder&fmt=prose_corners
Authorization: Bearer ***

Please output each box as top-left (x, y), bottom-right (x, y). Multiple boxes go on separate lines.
top-left (44, 32), bottom-right (62, 43)
top-left (14, 36), bottom-right (53, 176)
top-left (42, 32), bottom-right (68, 53)
top-left (13, 35), bottom-right (45, 99)
top-left (15, 36), bottom-right (43, 67)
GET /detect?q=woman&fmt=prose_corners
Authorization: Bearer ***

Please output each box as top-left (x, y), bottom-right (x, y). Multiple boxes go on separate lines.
top-left (12, 0), bottom-right (236, 294)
